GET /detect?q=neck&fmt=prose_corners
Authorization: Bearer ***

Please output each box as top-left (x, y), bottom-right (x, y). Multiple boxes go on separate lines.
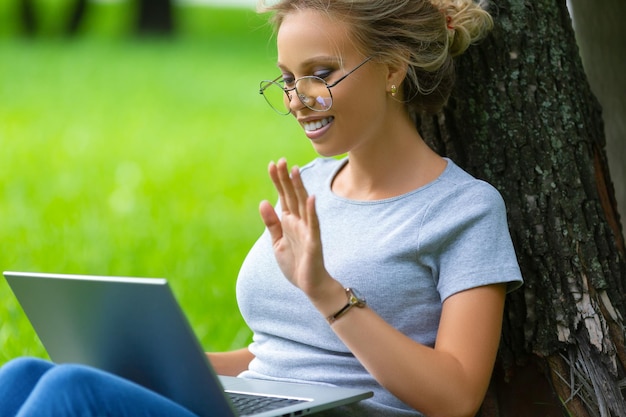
top-left (332, 128), bottom-right (446, 201)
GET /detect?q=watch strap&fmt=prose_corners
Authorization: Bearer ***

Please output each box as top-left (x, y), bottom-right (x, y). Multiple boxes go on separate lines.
top-left (326, 288), bottom-right (365, 324)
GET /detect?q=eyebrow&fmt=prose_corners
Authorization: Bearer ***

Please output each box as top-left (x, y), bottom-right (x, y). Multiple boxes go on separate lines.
top-left (277, 56), bottom-right (343, 72)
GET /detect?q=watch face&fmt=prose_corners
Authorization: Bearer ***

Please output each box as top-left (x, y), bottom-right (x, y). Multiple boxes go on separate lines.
top-left (348, 288), bottom-right (366, 307)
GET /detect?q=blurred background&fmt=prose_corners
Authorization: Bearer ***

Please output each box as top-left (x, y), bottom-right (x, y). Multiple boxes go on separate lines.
top-left (0, 0), bottom-right (316, 363)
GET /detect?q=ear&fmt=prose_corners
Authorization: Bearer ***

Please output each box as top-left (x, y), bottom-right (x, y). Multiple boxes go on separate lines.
top-left (385, 57), bottom-right (409, 93)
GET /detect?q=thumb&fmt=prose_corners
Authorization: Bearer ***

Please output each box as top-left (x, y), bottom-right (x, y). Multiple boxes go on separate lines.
top-left (259, 200), bottom-right (283, 244)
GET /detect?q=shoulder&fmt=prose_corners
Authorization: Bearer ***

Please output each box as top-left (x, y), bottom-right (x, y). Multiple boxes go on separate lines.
top-left (430, 160), bottom-right (507, 218)
top-left (420, 161), bottom-right (523, 297)
top-left (417, 160), bottom-right (512, 257)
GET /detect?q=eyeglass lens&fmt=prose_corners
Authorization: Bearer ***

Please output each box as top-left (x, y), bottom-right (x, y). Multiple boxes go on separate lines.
top-left (261, 77), bottom-right (333, 114)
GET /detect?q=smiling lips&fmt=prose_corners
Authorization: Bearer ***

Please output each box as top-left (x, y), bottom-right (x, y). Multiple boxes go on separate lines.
top-left (303, 116), bottom-right (334, 133)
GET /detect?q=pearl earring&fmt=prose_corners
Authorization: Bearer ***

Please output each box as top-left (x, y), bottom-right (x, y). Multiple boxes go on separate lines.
top-left (390, 84), bottom-right (398, 97)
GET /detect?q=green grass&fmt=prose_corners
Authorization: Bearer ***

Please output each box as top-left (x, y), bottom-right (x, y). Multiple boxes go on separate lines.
top-left (0, 5), bottom-right (316, 364)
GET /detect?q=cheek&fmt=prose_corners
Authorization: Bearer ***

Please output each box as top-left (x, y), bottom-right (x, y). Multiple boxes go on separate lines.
top-left (334, 85), bottom-right (386, 124)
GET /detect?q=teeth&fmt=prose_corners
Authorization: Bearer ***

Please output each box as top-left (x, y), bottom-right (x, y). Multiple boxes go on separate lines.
top-left (304, 117), bottom-right (334, 132)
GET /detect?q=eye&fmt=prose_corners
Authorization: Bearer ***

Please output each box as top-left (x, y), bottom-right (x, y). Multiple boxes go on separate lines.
top-left (281, 74), bottom-right (295, 88)
top-left (313, 68), bottom-right (333, 80)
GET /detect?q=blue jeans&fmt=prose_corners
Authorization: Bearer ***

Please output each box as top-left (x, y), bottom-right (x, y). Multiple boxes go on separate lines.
top-left (0, 357), bottom-right (199, 417)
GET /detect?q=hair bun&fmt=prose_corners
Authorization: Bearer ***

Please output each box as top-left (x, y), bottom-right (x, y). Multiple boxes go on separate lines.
top-left (432, 0), bottom-right (494, 57)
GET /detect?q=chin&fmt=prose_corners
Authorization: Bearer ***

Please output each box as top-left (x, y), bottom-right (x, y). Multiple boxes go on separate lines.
top-left (313, 147), bottom-right (345, 158)
top-left (309, 140), bottom-right (346, 158)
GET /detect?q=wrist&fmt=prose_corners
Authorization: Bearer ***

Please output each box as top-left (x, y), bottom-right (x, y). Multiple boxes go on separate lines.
top-left (326, 288), bottom-right (367, 324)
top-left (307, 279), bottom-right (349, 319)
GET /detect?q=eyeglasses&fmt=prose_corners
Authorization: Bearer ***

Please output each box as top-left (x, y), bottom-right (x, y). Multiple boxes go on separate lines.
top-left (259, 57), bottom-right (372, 115)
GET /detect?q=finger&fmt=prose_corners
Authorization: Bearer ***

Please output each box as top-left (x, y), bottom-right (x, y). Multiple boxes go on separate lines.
top-left (276, 158), bottom-right (300, 216)
top-left (259, 200), bottom-right (283, 246)
top-left (306, 195), bottom-right (321, 241)
top-left (290, 166), bottom-right (309, 221)
top-left (268, 161), bottom-right (287, 210)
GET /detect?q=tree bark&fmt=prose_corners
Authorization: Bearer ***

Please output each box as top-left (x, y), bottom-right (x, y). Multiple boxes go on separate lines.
top-left (418, 0), bottom-right (626, 415)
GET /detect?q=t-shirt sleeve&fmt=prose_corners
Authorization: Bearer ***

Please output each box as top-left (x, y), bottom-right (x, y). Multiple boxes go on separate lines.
top-left (418, 180), bottom-right (523, 302)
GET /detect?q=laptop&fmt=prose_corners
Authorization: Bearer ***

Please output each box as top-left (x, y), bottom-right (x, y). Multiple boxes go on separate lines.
top-left (3, 271), bottom-right (373, 417)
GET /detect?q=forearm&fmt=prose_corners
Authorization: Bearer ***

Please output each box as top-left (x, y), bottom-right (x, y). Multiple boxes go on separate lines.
top-left (331, 308), bottom-right (484, 417)
top-left (313, 283), bottom-right (505, 417)
top-left (206, 348), bottom-right (255, 376)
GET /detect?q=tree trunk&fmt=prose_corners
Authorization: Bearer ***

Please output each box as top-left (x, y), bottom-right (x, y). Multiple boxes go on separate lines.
top-left (418, 0), bottom-right (626, 415)
top-left (135, 0), bottom-right (175, 36)
top-left (569, 0), bottom-right (626, 243)
top-left (66, 0), bottom-right (87, 36)
top-left (18, 0), bottom-right (37, 37)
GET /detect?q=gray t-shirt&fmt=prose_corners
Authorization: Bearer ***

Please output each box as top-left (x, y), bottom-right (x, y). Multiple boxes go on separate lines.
top-left (236, 157), bottom-right (523, 416)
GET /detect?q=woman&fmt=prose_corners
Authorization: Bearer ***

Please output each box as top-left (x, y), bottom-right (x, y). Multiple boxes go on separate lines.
top-left (0, 1), bottom-right (522, 416)
top-left (211, 1), bottom-right (522, 416)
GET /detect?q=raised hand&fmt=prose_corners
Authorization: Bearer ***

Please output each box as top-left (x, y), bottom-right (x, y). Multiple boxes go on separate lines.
top-left (258, 158), bottom-right (333, 300)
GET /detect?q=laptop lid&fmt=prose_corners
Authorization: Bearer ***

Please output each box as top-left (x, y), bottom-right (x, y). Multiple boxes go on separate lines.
top-left (3, 271), bottom-right (372, 417)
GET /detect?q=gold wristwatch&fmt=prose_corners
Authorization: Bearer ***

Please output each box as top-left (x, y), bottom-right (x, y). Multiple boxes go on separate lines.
top-left (327, 288), bottom-right (366, 324)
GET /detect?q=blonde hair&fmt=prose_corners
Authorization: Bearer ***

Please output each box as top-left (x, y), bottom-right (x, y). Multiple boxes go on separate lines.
top-left (257, 0), bottom-right (493, 114)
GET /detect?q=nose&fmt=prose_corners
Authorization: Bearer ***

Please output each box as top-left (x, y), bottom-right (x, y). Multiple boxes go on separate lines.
top-left (287, 91), bottom-right (307, 113)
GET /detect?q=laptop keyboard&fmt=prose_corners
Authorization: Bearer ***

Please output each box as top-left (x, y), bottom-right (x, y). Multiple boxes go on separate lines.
top-left (228, 392), bottom-right (309, 416)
